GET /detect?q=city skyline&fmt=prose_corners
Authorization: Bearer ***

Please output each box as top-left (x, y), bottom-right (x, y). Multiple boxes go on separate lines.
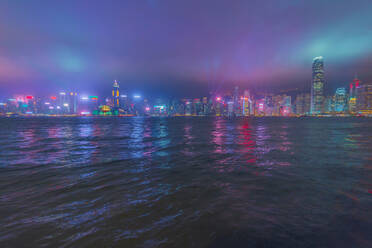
top-left (1, 57), bottom-right (371, 117)
top-left (1, 0), bottom-right (372, 96)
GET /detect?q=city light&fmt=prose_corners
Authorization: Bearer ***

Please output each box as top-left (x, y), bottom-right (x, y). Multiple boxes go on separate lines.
top-left (154, 105), bottom-right (165, 110)
top-left (0, 58), bottom-right (371, 117)
top-left (25, 111), bottom-right (33, 114)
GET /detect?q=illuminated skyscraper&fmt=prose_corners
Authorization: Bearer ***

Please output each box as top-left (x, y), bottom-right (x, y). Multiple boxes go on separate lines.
top-left (232, 86), bottom-right (241, 116)
top-left (311, 56), bottom-right (325, 114)
top-left (295, 93), bottom-right (311, 115)
top-left (242, 90), bottom-right (251, 116)
top-left (357, 83), bottom-right (372, 115)
top-left (334, 88), bottom-right (347, 113)
top-left (349, 76), bottom-right (360, 113)
top-left (112, 80), bottom-right (120, 109)
top-left (68, 92), bottom-right (78, 114)
top-left (295, 94), bottom-right (304, 115)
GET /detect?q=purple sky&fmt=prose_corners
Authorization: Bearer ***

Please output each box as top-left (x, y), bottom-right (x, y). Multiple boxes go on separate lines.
top-left (1, 0), bottom-right (372, 97)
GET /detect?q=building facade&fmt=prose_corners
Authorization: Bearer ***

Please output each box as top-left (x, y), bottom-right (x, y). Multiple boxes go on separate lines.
top-left (311, 56), bottom-right (325, 114)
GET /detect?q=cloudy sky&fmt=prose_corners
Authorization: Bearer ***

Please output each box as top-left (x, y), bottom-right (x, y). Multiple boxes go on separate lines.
top-left (0, 0), bottom-right (372, 97)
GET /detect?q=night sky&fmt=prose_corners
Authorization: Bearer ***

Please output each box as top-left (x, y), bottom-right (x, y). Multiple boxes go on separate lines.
top-left (1, 0), bottom-right (372, 97)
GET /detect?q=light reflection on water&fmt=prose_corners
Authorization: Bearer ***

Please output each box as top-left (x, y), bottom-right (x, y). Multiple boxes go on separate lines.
top-left (1, 117), bottom-right (372, 247)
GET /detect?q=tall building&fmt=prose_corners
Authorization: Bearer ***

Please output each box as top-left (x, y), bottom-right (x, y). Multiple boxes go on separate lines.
top-left (295, 94), bottom-right (305, 115)
top-left (112, 80), bottom-right (120, 109)
top-left (311, 56), bottom-right (325, 114)
top-left (242, 90), bottom-right (251, 116)
top-left (334, 87), bottom-right (347, 113)
top-left (59, 92), bottom-right (67, 113)
top-left (295, 93), bottom-right (311, 115)
top-left (281, 95), bottom-right (292, 116)
top-left (349, 76), bottom-right (360, 113)
top-left (233, 86), bottom-right (240, 116)
top-left (357, 83), bottom-right (372, 115)
top-left (68, 92), bottom-right (78, 114)
top-left (227, 101), bottom-right (234, 117)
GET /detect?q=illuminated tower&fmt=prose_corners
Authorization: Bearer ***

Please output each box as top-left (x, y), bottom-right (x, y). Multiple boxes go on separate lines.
top-left (311, 56), bottom-right (325, 114)
top-left (358, 83), bottom-right (372, 115)
top-left (112, 80), bottom-right (120, 108)
top-left (349, 76), bottom-right (360, 113)
top-left (233, 86), bottom-right (240, 116)
top-left (242, 90), bottom-right (251, 116)
top-left (334, 88), bottom-right (347, 113)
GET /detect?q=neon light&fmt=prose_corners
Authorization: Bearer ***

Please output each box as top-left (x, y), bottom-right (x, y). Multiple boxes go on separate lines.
top-left (145, 107), bottom-right (150, 111)
top-left (63, 103), bottom-right (69, 107)
top-left (51, 96), bottom-right (57, 100)
top-left (60, 92), bottom-right (66, 95)
top-left (49, 106), bottom-right (54, 109)
top-left (26, 96), bottom-right (33, 100)
top-left (25, 111), bottom-right (33, 114)
top-left (81, 111), bottom-right (90, 115)
top-left (133, 95), bottom-right (141, 99)
top-left (121, 95), bottom-right (127, 98)
top-left (0, 103), bottom-right (6, 106)
top-left (45, 102), bottom-right (50, 105)
top-left (81, 96), bottom-right (89, 100)
top-left (216, 97), bottom-right (221, 101)
top-left (8, 99), bottom-right (16, 102)
top-left (56, 106), bottom-right (61, 109)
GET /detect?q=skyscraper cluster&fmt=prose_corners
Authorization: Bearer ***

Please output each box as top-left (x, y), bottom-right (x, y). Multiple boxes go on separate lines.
top-left (308, 56), bottom-right (372, 116)
top-left (1, 57), bottom-right (372, 117)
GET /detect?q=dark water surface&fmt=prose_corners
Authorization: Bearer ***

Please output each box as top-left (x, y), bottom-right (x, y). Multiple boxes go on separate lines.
top-left (1, 117), bottom-right (372, 247)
